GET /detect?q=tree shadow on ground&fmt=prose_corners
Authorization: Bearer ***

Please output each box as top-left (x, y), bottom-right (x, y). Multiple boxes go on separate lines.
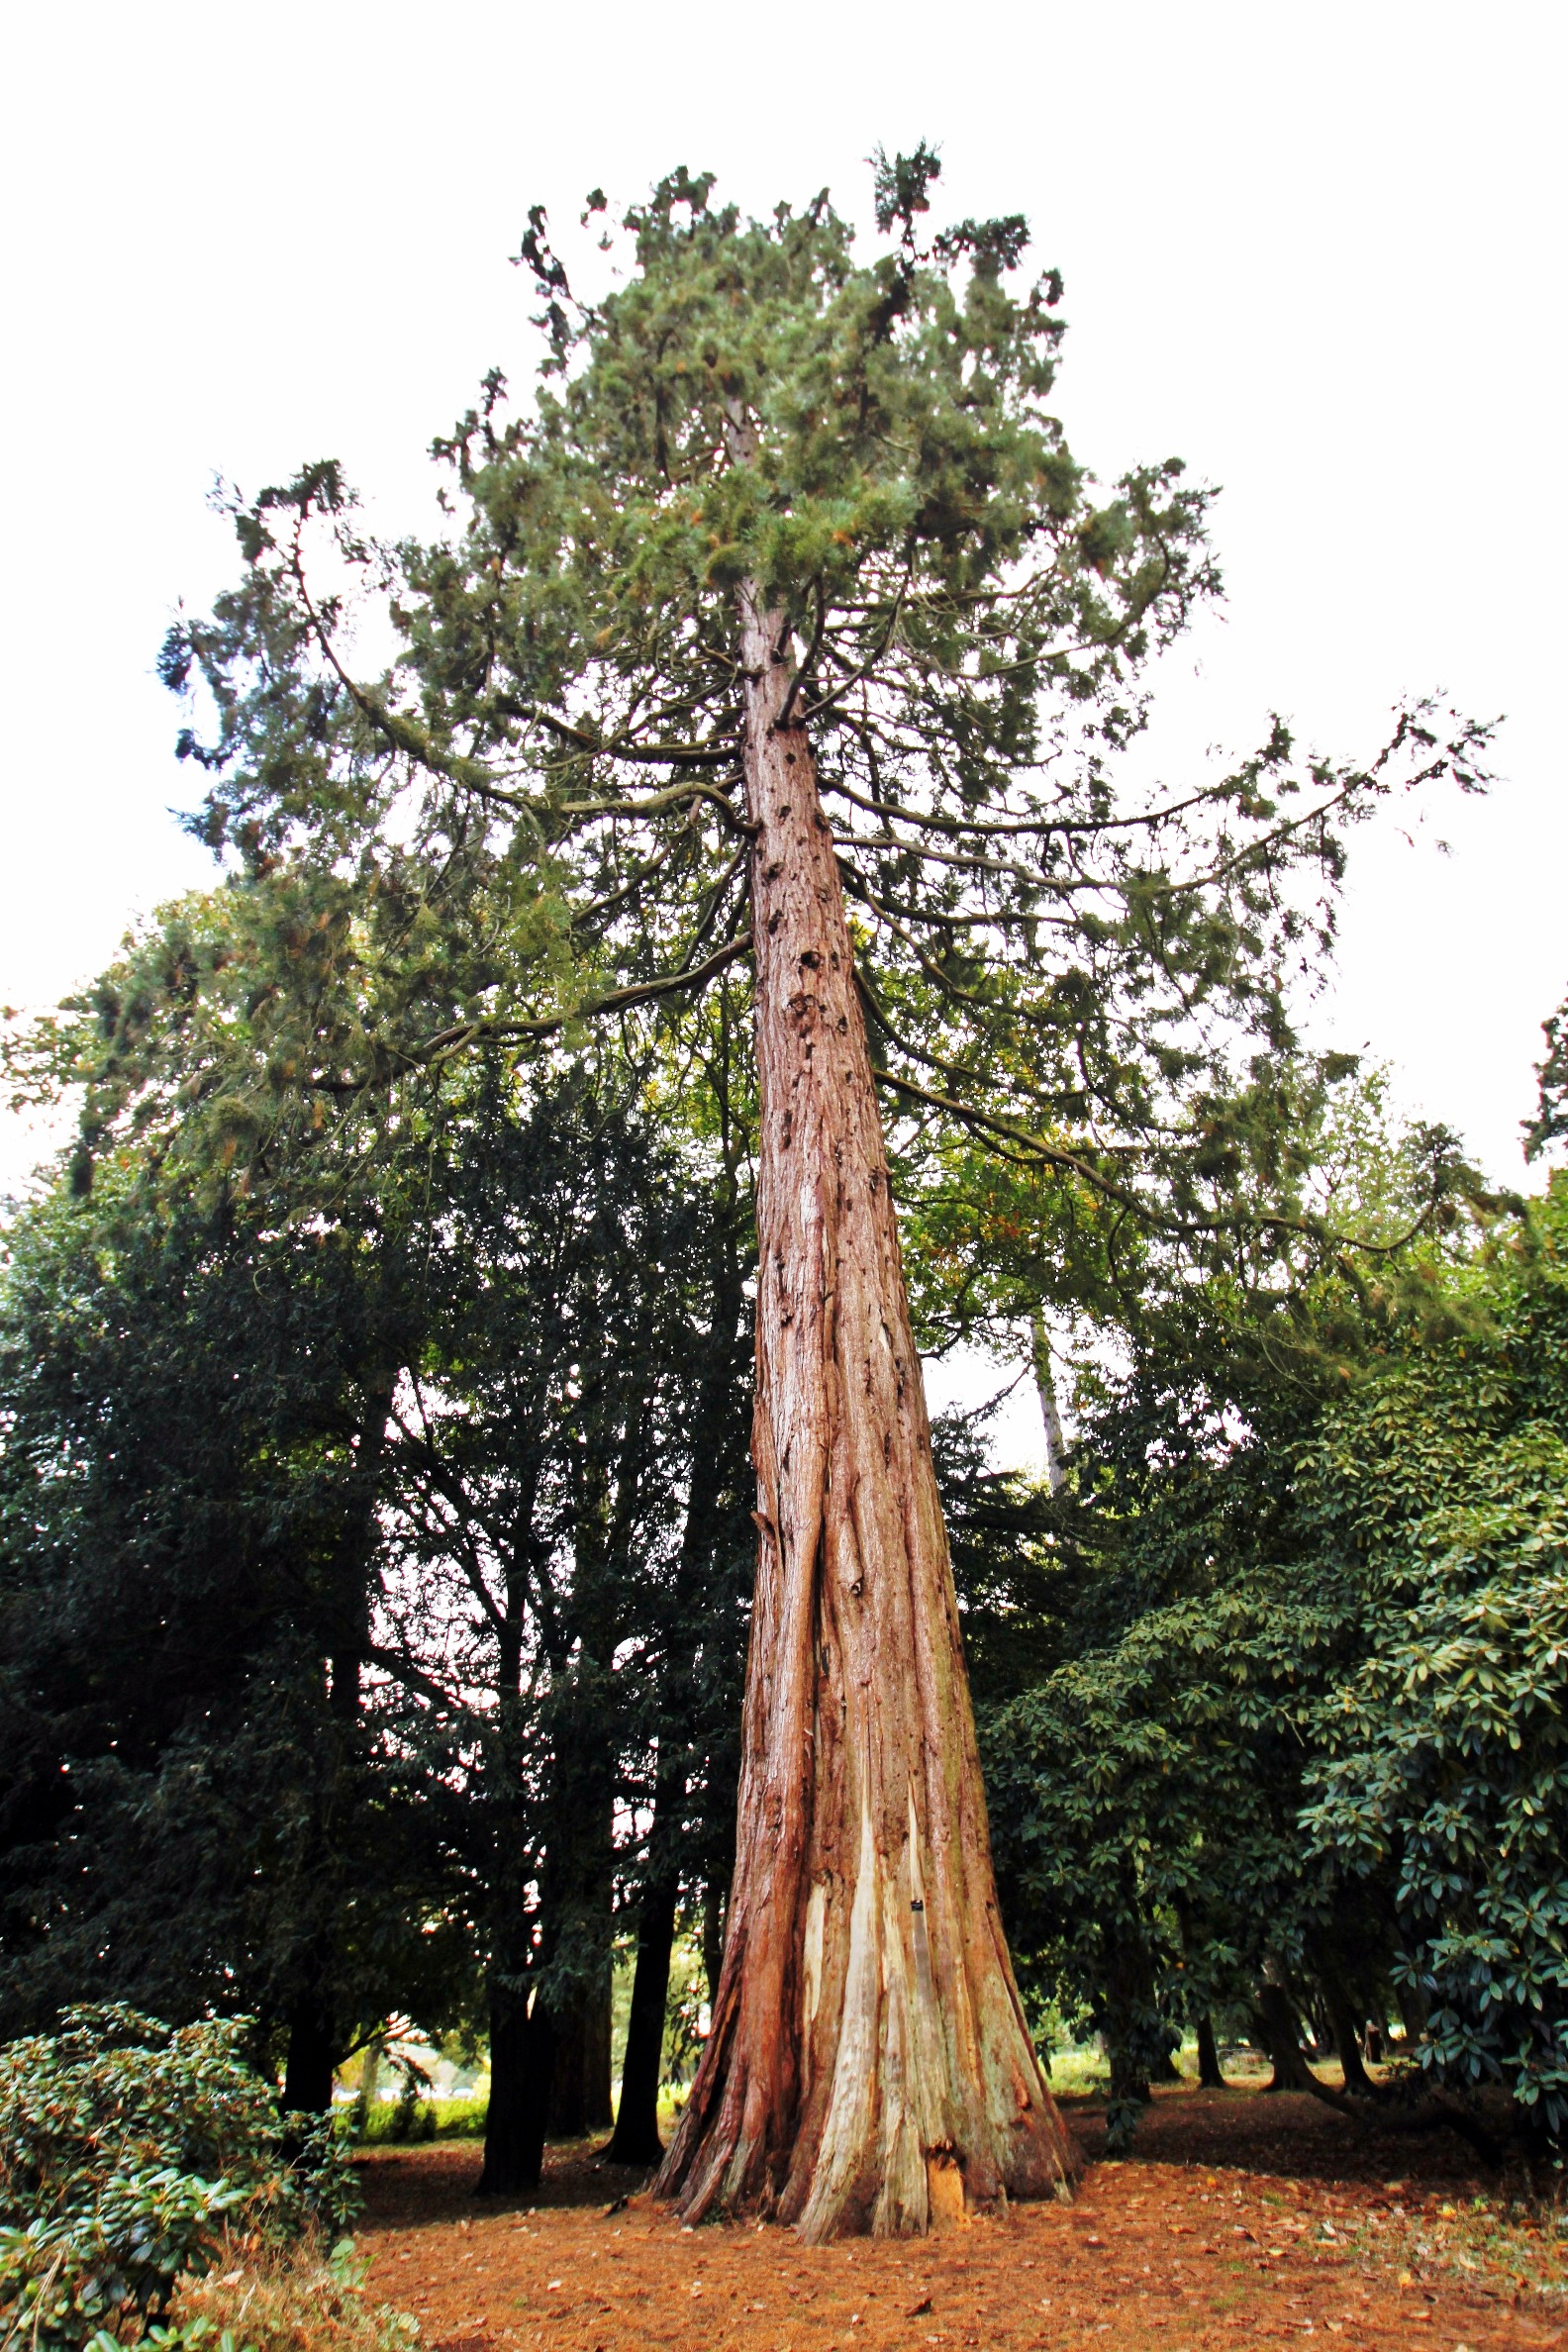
top-left (355, 2137), bottom-right (658, 2228)
top-left (1064, 2080), bottom-right (1516, 2193)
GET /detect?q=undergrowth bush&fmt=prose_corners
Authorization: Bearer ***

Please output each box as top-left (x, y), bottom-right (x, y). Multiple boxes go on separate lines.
top-left (0, 2006), bottom-right (357, 2352)
top-left (166, 2228), bottom-right (418, 2352)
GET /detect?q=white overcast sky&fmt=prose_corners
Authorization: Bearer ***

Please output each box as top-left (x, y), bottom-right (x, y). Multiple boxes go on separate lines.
top-left (3, 0), bottom-right (1564, 1314)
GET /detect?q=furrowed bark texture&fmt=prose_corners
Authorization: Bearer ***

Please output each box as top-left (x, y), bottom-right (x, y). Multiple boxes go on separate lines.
top-left (655, 592), bottom-right (1077, 2239)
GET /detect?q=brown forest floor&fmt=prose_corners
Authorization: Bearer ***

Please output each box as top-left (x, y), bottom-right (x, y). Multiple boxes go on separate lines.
top-left (355, 2085), bottom-right (1567, 2352)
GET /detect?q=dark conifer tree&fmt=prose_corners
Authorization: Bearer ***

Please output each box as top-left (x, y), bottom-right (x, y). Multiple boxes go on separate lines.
top-left (0, 1168), bottom-right (466, 2076)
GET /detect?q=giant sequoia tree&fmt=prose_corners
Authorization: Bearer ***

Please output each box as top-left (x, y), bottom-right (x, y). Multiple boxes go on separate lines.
top-left (158, 151), bottom-right (1488, 2235)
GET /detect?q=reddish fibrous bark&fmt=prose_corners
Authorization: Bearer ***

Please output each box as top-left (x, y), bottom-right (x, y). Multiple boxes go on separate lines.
top-left (654, 590), bottom-right (1078, 2239)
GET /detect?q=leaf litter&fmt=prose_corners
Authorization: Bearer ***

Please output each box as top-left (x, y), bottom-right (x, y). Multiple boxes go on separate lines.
top-left (354, 2086), bottom-right (1566, 2352)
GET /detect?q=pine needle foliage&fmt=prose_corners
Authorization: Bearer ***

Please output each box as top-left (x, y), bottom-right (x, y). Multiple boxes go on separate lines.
top-left (148, 151), bottom-right (1492, 1253)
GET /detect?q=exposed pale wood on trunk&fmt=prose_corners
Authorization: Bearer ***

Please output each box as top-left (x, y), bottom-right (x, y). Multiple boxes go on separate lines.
top-left (655, 588), bottom-right (1077, 2239)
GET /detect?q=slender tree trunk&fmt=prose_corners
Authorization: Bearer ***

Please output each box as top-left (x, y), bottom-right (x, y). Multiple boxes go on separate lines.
top-left (482, 1592), bottom-right (550, 2195)
top-left (611, 1221), bottom-right (748, 2167)
top-left (1196, 2013), bottom-right (1225, 2091)
top-left (281, 1993), bottom-right (337, 2115)
top-left (284, 1380), bottom-right (395, 2121)
top-left (1029, 1314), bottom-right (1069, 1497)
top-left (547, 1966), bottom-right (614, 2138)
top-left (328, 1379), bottom-right (395, 1721)
top-left (547, 1993), bottom-right (589, 2140)
top-left (584, 1965), bottom-right (614, 2132)
top-left (354, 2035), bottom-right (383, 2133)
top-left (481, 1985), bottom-right (552, 2195)
top-left (609, 1863), bottom-right (680, 2165)
top-left (655, 589), bottom-right (1076, 2239)
top-left (1255, 1977), bottom-right (1317, 2094)
top-left (541, 1676), bottom-right (615, 2141)
top-left (1323, 1980), bottom-right (1377, 2098)
top-left (1101, 1914), bottom-right (1157, 2109)
top-left (701, 1881), bottom-right (725, 2015)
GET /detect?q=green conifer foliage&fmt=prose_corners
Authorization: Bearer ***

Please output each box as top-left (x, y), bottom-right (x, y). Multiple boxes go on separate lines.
top-left (162, 153), bottom-right (1486, 1230)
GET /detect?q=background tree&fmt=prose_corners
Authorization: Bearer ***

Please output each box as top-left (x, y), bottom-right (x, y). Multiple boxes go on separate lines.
top-left (973, 1078), bottom-right (1567, 2156)
top-left (3, 849), bottom-right (763, 2181)
top-left (365, 1058), bottom-right (751, 2193)
top-left (1527, 989), bottom-right (1568, 1163)
top-left (1302, 1178), bottom-right (1568, 2142)
top-left (0, 1155), bottom-right (468, 2087)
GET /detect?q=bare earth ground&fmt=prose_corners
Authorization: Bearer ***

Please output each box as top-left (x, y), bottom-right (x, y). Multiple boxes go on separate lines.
top-left (355, 2085), bottom-right (1567, 2352)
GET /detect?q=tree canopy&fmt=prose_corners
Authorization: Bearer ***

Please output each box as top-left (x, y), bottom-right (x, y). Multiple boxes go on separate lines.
top-left (145, 150), bottom-right (1488, 1252)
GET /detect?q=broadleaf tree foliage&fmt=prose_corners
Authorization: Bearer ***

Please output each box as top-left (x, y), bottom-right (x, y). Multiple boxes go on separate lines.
top-left (977, 1160), bottom-right (1568, 2157)
top-left (29, 150), bottom-right (1493, 2234)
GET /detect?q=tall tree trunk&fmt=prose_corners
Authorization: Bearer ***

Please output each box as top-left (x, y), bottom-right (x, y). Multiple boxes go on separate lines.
top-left (609, 1865), bottom-right (680, 2166)
top-left (541, 1672), bottom-right (615, 2141)
top-left (584, 1964), bottom-right (614, 2132)
top-left (1196, 2013), bottom-right (1225, 2091)
top-left (655, 589), bottom-right (1076, 2239)
top-left (546, 1963), bottom-right (614, 2139)
top-left (328, 1379), bottom-right (395, 1721)
top-left (282, 1379), bottom-right (395, 2122)
top-left (611, 1872), bottom-right (676, 2163)
top-left (547, 1992), bottom-right (590, 2140)
top-left (482, 1591), bottom-right (549, 2196)
top-left (611, 1215), bottom-right (749, 2168)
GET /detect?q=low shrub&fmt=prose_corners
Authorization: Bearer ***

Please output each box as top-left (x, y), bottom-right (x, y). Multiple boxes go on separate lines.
top-left (357, 2096), bottom-right (483, 2147)
top-left (0, 2006), bottom-right (357, 2352)
top-left (165, 2228), bottom-right (419, 2352)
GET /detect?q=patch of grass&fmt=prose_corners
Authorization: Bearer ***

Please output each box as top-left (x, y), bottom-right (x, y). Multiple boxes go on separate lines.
top-left (357, 2096), bottom-right (486, 2146)
top-left (1044, 2044), bottom-right (1111, 2096)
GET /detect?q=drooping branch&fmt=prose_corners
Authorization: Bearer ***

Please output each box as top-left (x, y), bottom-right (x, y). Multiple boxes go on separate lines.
top-left (871, 1063), bottom-right (1458, 1259)
top-left (406, 931), bottom-right (753, 1066)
